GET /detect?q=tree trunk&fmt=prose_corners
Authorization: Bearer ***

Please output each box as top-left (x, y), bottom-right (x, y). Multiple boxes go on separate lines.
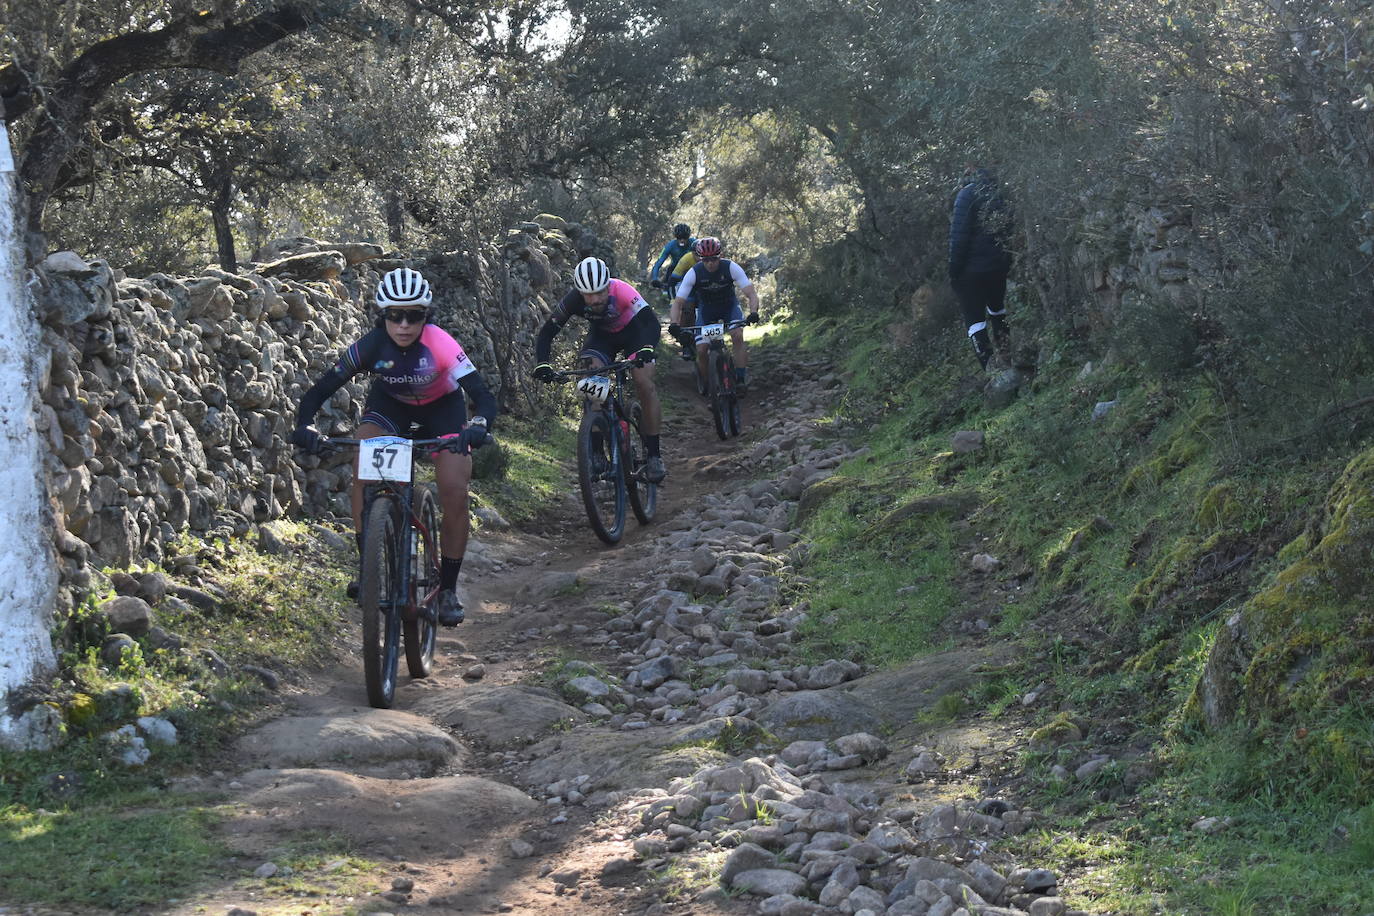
top-left (385, 189), bottom-right (406, 250)
top-left (212, 182), bottom-right (237, 271)
top-left (0, 130), bottom-right (60, 750)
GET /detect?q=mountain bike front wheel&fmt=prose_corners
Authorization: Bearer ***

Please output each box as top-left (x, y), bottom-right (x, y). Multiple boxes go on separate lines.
top-left (577, 408), bottom-right (627, 544)
top-left (359, 496), bottom-right (402, 708)
top-left (725, 368), bottom-right (742, 438)
top-left (710, 350), bottom-right (732, 440)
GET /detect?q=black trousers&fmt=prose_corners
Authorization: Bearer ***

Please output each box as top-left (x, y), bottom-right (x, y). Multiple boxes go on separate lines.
top-left (951, 270), bottom-right (1010, 364)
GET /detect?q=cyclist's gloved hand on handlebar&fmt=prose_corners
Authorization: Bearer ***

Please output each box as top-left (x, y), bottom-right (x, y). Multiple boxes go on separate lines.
top-left (746, 312), bottom-right (761, 325)
top-left (290, 425), bottom-right (324, 455)
top-left (456, 423), bottom-right (488, 452)
top-left (650, 279), bottom-right (663, 289)
top-left (533, 363), bottom-right (557, 383)
top-left (667, 322), bottom-right (681, 337)
top-left (632, 346), bottom-right (656, 368)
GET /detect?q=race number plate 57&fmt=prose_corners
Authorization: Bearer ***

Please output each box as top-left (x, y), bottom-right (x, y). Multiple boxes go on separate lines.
top-left (358, 436), bottom-right (413, 482)
top-left (701, 323), bottom-right (726, 340)
top-left (577, 375), bottom-right (612, 404)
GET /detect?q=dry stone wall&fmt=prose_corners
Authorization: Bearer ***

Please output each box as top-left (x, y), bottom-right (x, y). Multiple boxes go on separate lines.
top-left (32, 215), bottom-right (610, 614)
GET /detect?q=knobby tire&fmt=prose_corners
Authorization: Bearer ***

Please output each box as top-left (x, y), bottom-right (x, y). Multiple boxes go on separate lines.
top-left (404, 485), bottom-right (439, 679)
top-left (710, 350), bottom-right (730, 440)
top-left (360, 497), bottom-right (401, 708)
top-left (624, 402), bottom-right (657, 525)
top-left (577, 408), bottom-right (626, 544)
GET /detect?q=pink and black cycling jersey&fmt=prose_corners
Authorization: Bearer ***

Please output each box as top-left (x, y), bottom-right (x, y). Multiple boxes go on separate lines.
top-left (332, 325), bottom-right (477, 405)
top-left (549, 278), bottom-right (646, 333)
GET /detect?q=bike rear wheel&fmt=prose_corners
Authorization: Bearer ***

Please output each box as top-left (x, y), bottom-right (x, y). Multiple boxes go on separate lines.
top-left (577, 408), bottom-right (626, 544)
top-left (624, 403), bottom-right (657, 525)
top-left (404, 485), bottom-right (439, 679)
top-left (359, 496), bottom-right (402, 708)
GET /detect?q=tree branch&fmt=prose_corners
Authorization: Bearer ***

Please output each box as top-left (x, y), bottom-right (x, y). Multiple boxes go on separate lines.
top-left (18, 4), bottom-right (312, 233)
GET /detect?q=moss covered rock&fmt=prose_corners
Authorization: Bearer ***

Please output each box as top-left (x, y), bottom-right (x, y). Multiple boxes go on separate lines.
top-left (1196, 446), bottom-right (1374, 732)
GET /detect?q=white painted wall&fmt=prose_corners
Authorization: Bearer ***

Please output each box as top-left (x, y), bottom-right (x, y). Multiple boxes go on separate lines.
top-left (0, 128), bottom-right (59, 750)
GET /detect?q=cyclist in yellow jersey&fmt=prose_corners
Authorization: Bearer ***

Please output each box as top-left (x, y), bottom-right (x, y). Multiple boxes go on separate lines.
top-left (665, 250), bottom-right (699, 360)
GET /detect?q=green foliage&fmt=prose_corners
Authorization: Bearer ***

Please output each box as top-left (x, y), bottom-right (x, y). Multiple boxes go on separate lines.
top-left (765, 266), bottom-right (1374, 907)
top-left (470, 413), bottom-right (577, 527)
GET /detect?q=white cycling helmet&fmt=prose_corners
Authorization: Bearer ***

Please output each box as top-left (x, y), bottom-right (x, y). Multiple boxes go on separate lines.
top-left (573, 257), bottom-right (611, 294)
top-left (375, 267), bottom-right (433, 308)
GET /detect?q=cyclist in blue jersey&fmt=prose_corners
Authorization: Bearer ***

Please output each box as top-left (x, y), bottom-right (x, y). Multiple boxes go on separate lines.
top-left (649, 223), bottom-right (696, 295)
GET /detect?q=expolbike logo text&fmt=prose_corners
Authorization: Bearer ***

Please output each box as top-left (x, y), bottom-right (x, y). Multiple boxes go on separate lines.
top-left (384, 371), bottom-right (440, 387)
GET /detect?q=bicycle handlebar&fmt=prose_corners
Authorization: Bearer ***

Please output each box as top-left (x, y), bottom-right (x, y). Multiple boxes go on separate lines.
top-left (318, 435), bottom-right (493, 456)
top-left (552, 360), bottom-right (639, 380)
top-left (677, 320), bottom-right (748, 333)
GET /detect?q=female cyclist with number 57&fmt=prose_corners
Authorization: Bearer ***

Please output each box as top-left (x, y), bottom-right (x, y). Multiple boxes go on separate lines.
top-left (290, 267), bottom-right (498, 628)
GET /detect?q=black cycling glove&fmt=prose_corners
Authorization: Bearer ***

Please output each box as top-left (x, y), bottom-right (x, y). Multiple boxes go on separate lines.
top-left (457, 424), bottom-right (488, 452)
top-left (290, 425), bottom-right (324, 455)
top-left (632, 346), bottom-right (656, 367)
top-left (533, 364), bottom-right (558, 383)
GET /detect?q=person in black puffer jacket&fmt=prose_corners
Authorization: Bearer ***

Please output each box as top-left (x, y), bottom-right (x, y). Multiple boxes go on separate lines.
top-left (948, 166), bottom-right (1016, 369)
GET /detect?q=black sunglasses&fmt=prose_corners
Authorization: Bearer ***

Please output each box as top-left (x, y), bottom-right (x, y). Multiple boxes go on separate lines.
top-left (383, 308), bottom-right (428, 325)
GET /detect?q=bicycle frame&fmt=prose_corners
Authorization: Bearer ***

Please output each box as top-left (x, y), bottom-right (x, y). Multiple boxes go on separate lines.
top-left (680, 320), bottom-right (747, 440)
top-left (323, 436), bottom-right (455, 622)
top-left (557, 359), bottom-right (645, 461)
top-left (553, 357), bottom-right (658, 543)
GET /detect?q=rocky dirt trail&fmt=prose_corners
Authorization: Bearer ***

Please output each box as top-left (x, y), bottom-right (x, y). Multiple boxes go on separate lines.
top-left (159, 341), bottom-right (1089, 916)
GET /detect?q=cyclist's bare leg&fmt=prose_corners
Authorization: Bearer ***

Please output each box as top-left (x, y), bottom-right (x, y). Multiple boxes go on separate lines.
top-left (629, 365), bottom-right (662, 434)
top-left (350, 421), bottom-right (388, 536)
top-left (730, 326), bottom-right (748, 370)
top-left (696, 343), bottom-right (709, 382)
top-left (433, 450), bottom-right (473, 561)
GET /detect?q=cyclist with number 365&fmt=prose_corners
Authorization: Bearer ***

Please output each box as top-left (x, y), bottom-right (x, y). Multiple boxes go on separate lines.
top-left (290, 267), bottom-right (498, 627)
top-left (668, 237), bottom-right (760, 395)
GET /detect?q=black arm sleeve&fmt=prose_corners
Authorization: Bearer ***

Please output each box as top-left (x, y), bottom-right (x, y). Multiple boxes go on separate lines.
top-left (296, 366), bottom-right (352, 428)
top-left (459, 371), bottom-right (499, 428)
top-left (534, 318), bottom-right (562, 364)
top-left (535, 292), bottom-right (583, 363)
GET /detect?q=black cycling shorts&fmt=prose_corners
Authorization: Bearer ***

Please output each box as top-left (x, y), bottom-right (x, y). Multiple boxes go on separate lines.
top-left (695, 296), bottom-right (744, 327)
top-left (581, 306), bottom-right (661, 365)
top-left (361, 384), bottom-right (468, 437)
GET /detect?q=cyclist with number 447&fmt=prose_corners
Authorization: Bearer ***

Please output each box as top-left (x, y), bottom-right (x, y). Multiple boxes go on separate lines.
top-left (668, 237), bottom-right (760, 395)
top-left (533, 257), bottom-right (668, 484)
top-left (289, 267), bottom-right (498, 628)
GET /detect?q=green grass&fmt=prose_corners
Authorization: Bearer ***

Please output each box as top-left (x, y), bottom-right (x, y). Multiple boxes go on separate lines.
top-left (0, 521), bottom-right (357, 909)
top-left (1011, 776), bottom-right (1374, 914)
top-left (0, 796), bottom-right (223, 908)
top-left (473, 412), bottom-right (577, 526)
top-left (756, 308), bottom-right (1374, 912)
